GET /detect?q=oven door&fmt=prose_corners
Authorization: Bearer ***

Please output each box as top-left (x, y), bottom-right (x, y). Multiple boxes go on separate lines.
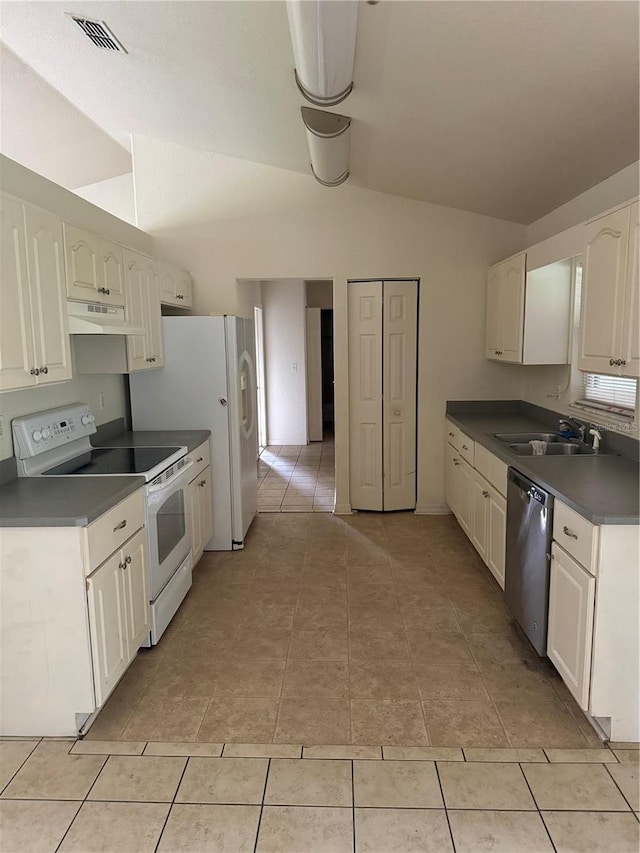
top-left (145, 460), bottom-right (193, 601)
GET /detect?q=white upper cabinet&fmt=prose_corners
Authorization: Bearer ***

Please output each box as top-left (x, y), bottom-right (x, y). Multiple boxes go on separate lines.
top-left (0, 194), bottom-right (71, 392)
top-left (124, 249), bottom-right (164, 371)
top-left (159, 261), bottom-right (193, 308)
top-left (579, 205), bottom-right (630, 375)
top-left (63, 224), bottom-right (125, 306)
top-left (485, 252), bottom-right (525, 362)
top-left (486, 251), bottom-right (572, 365)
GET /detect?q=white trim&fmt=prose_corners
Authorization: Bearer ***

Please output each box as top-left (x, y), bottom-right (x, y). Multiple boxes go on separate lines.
top-left (414, 504), bottom-right (450, 515)
top-left (332, 503), bottom-right (352, 515)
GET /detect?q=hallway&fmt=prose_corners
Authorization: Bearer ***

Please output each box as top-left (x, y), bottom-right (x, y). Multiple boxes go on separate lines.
top-left (257, 441), bottom-right (335, 512)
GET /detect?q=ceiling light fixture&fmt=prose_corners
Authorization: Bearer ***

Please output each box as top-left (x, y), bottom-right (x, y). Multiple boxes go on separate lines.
top-left (286, 0), bottom-right (359, 107)
top-left (301, 107), bottom-right (351, 187)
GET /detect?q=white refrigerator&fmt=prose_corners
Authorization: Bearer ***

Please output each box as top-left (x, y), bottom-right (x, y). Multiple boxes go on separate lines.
top-left (129, 315), bottom-right (258, 550)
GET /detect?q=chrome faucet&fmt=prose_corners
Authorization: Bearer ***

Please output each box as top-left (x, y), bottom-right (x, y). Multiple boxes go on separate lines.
top-left (558, 417), bottom-right (587, 442)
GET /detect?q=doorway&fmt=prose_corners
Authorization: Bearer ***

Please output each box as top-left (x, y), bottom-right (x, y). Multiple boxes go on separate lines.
top-left (253, 306), bottom-right (267, 452)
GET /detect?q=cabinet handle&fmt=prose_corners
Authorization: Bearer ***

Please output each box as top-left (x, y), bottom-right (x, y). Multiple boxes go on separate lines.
top-left (620, 359), bottom-right (626, 366)
top-left (98, 287), bottom-right (111, 295)
top-left (119, 561), bottom-right (126, 570)
top-left (199, 480), bottom-right (206, 487)
top-left (462, 444), bottom-right (469, 450)
top-left (30, 368), bottom-right (40, 376)
top-left (39, 366), bottom-right (48, 375)
top-left (125, 555), bottom-right (132, 565)
top-left (113, 519), bottom-right (127, 532)
top-left (609, 358), bottom-right (616, 366)
top-left (482, 490), bottom-right (489, 498)
top-left (562, 525), bottom-right (578, 540)
top-left (448, 432), bottom-right (454, 437)
top-left (177, 294), bottom-right (183, 300)
top-left (453, 459), bottom-right (460, 466)
top-left (196, 457), bottom-right (203, 462)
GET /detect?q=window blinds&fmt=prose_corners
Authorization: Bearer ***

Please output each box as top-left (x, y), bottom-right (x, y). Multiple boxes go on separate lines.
top-left (577, 373), bottom-right (637, 415)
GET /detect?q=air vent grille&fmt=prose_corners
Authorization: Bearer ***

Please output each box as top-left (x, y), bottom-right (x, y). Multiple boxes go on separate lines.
top-left (70, 16), bottom-right (126, 53)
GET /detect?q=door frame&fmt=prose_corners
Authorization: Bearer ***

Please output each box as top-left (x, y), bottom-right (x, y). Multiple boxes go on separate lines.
top-left (253, 305), bottom-right (267, 452)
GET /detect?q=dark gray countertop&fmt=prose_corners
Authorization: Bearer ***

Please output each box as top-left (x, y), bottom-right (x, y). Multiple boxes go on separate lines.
top-left (0, 476), bottom-right (145, 527)
top-left (446, 411), bottom-right (639, 525)
top-left (98, 430), bottom-right (211, 453)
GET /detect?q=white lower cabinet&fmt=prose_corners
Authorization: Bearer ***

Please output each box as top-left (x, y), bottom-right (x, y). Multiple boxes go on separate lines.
top-left (86, 528), bottom-right (150, 707)
top-left (0, 490), bottom-right (150, 737)
top-left (189, 464), bottom-right (213, 565)
top-left (445, 419), bottom-right (507, 590)
top-left (487, 486), bottom-right (506, 589)
top-left (547, 542), bottom-right (595, 710)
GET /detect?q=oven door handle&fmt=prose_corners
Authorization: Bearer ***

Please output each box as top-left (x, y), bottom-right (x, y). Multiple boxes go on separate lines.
top-left (147, 459), bottom-right (194, 493)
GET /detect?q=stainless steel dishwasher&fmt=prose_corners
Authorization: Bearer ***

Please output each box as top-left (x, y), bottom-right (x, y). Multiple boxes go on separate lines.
top-left (505, 468), bottom-right (554, 655)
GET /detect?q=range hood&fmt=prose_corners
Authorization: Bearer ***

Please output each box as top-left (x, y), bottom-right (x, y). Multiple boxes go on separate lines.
top-left (67, 301), bottom-right (144, 335)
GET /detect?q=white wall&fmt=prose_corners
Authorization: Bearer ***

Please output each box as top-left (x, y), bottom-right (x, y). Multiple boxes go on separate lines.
top-left (262, 279), bottom-right (308, 446)
top-left (526, 161), bottom-right (639, 246)
top-left (306, 280), bottom-right (333, 310)
top-left (236, 280), bottom-right (263, 320)
top-left (73, 173), bottom-right (136, 227)
top-left (0, 373), bottom-right (126, 461)
top-left (132, 134), bottom-right (527, 512)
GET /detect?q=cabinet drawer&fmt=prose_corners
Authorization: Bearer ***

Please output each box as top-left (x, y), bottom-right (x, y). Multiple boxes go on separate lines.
top-left (186, 440), bottom-right (210, 482)
top-left (445, 420), bottom-right (461, 450)
top-left (84, 489), bottom-right (145, 574)
top-left (474, 443), bottom-right (508, 496)
top-left (459, 432), bottom-right (474, 466)
top-left (553, 500), bottom-right (599, 574)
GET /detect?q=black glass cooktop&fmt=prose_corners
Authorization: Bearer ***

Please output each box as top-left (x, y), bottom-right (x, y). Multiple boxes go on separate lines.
top-left (43, 446), bottom-right (181, 476)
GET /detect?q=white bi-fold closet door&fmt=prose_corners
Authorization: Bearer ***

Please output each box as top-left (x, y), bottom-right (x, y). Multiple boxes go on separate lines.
top-left (348, 280), bottom-right (418, 511)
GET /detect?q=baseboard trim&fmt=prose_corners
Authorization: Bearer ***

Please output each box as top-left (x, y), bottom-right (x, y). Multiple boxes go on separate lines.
top-left (414, 504), bottom-right (451, 515)
top-left (333, 503), bottom-right (353, 515)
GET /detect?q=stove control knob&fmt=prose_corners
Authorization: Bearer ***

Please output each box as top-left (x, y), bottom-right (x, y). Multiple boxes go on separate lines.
top-left (81, 414), bottom-right (95, 426)
top-left (41, 428), bottom-right (51, 440)
top-left (32, 430), bottom-right (42, 442)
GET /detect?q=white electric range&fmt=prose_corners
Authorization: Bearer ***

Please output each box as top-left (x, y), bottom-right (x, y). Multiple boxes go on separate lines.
top-left (12, 403), bottom-right (194, 643)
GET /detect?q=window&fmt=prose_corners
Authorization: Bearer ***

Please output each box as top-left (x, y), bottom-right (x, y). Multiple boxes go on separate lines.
top-left (576, 373), bottom-right (637, 417)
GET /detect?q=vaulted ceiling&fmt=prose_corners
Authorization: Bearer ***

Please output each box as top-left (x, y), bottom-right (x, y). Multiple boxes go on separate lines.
top-left (1, 1), bottom-right (638, 222)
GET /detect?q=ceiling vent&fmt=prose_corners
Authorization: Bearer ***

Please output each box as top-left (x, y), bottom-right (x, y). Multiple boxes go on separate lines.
top-left (68, 15), bottom-right (127, 53)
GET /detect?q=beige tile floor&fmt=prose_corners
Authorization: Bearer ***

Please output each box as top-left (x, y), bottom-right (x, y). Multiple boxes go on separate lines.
top-left (86, 511), bottom-right (612, 748)
top-left (1, 739), bottom-right (638, 852)
top-left (257, 441), bottom-right (335, 512)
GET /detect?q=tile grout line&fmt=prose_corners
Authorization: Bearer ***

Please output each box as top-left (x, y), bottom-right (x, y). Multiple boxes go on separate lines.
top-left (518, 761), bottom-right (559, 853)
top-left (603, 761), bottom-right (638, 812)
top-left (351, 758), bottom-right (356, 851)
top-left (152, 754), bottom-right (190, 853)
top-left (252, 755), bottom-right (271, 852)
top-left (0, 739), bottom-right (41, 797)
top-left (434, 759), bottom-right (457, 852)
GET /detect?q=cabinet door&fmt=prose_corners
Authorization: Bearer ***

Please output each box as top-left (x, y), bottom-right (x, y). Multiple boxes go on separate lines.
top-left (159, 264), bottom-right (178, 303)
top-left (471, 471), bottom-right (490, 563)
top-left (579, 206), bottom-right (630, 374)
top-left (86, 549), bottom-right (128, 707)
top-left (457, 457), bottom-right (473, 538)
top-left (198, 466), bottom-right (214, 552)
top-left (445, 442), bottom-right (458, 515)
top-left (177, 272), bottom-right (193, 308)
top-left (0, 194), bottom-right (36, 391)
top-left (189, 477), bottom-right (203, 564)
top-left (120, 528), bottom-right (150, 656)
top-left (124, 250), bottom-right (150, 370)
top-left (487, 487), bottom-right (506, 589)
top-left (500, 253), bottom-right (526, 362)
top-left (485, 264), bottom-right (503, 358)
top-left (64, 224), bottom-right (102, 301)
top-left (147, 269), bottom-right (164, 366)
top-left (547, 544), bottom-right (596, 710)
top-left (24, 205), bottom-right (72, 385)
top-left (620, 201), bottom-right (639, 378)
top-left (99, 239), bottom-right (126, 307)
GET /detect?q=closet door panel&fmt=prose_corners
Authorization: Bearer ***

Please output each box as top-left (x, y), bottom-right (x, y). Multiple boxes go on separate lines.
top-left (348, 282), bottom-right (383, 510)
top-left (383, 280), bottom-right (418, 510)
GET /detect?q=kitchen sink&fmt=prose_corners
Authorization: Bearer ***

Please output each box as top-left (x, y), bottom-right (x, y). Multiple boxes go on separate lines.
top-left (508, 442), bottom-right (597, 456)
top-left (494, 432), bottom-right (567, 443)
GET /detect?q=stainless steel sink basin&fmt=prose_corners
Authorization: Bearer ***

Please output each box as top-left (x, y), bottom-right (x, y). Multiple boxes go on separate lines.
top-left (494, 432), bottom-right (566, 443)
top-left (508, 442), bottom-right (597, 456)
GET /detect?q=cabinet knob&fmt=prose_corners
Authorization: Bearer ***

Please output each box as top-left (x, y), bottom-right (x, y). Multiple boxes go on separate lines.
top-left (620, 359), bottom-right (626, 366)
top-left (39, 366), bottom-right (48, 375)
top-left (119, 561), bottom-right (126, 570)
top-left (30, 368), bottom-right (40, 376)
top-left (448, 432), bottom-right (454, 437)
top-left (177, 294), bottom-right (183, 299)
top-left (482, 490), bottom-right (489, 498)
top-left (199, 480), bottom-right (206, 487)
top-left (610, 358), bottom-right (617, 366)
top-left (453, 459), bottom-right (460, 466)
top-left (125, 555), bottom-right (132, 565)
top-left (562, 525), bottom-right (578, 540)
top-left (196, 457), bottom-right (204, 463)
top-left (462, 444), bottom-right (469, 450)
